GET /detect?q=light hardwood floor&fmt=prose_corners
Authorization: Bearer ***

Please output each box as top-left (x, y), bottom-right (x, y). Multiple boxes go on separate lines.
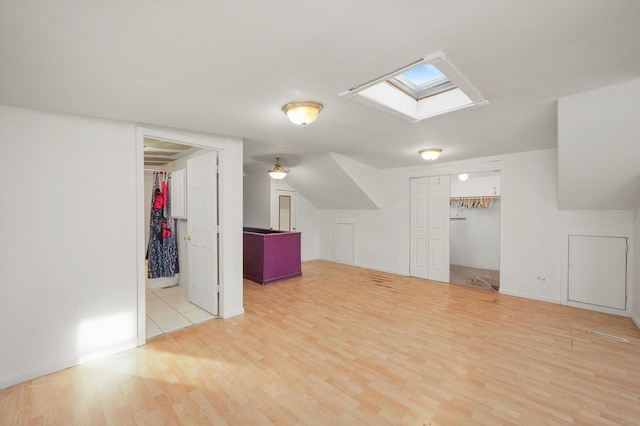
top-left (450, 264), bottom-right (500, 292)
top-left (2, 260), bottom-right (639, 425)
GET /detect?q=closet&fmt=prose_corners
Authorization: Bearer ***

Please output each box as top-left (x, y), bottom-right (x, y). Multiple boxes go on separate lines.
top-left (449, 172), bottom-right (501, 291)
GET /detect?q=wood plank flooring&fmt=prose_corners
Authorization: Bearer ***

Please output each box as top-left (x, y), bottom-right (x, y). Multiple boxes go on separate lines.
top-left (2, 260), bottom-right (640, 425)
top-left (450, 264), bottom-right (500, 292)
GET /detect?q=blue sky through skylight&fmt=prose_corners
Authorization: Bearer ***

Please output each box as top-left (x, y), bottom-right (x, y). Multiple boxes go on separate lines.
top-left (401, 64), bottom-right (445, 86)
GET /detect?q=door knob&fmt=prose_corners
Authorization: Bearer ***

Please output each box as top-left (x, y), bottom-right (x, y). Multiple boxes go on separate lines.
top-left (184, 235), bottom-right (191, 241)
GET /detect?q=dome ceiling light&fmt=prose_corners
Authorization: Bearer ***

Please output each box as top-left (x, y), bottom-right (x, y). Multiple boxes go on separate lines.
top-left (268, 157), bottom-right (289, 180)
top-left (419, 148), bottom-right (442, 160)
top-left (282, 101), bottom-right (323, 127)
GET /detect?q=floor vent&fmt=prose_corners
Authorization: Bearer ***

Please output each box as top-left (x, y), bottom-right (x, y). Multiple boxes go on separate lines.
top-left (586, 330), bottom-right (629, 343)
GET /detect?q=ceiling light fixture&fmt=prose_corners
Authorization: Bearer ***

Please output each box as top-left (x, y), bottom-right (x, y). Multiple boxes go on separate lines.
top-left (268, 157), bottom-right (288, 180)
top-left (419, 148), bottom-right (442, 160)
top-left (458, 173), bottom-right (469, 181)
top-left (282, 101), bottom-right (323, 127)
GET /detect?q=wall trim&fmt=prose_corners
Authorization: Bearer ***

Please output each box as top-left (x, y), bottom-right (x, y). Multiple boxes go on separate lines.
top-left (0, 340), bottom-right (137, 390)
top-left (356, 262), bottom-right (409, 277)
top-left (630, 312), bottom-right (640, 331)
top-left (221, 307), bottom-right (245, 320)
top-left (498, 289), bottom-right (561, 305)
top-left (560, 228), bottom-right (633, 316)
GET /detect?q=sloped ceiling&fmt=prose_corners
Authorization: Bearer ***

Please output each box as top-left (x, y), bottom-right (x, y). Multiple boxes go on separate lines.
top-left (282, 153), bottom-right (379, 210)
top-left (558, 78), bottom-right (640, 210)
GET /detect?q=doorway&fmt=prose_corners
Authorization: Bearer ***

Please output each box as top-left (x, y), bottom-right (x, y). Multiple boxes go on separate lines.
top-left (449, 172), bottom-right (501, 292)
top-left (273, 189), bottom-right (297, 232)
top-left (139, 132), bottom-right (221, 341)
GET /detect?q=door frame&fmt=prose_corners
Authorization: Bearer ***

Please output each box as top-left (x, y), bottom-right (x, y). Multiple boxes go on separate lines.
top-left (271, 188), bottom-right (297, 231)
top-left (136, 127), bottom-right (227, 346)
top-left (561, 227), bottom-right (633, 316)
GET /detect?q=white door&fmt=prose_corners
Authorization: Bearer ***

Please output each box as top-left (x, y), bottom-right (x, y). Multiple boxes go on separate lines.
top-left (336, 223), bottom-right (355, 265)
top-left (428, 176), bottom-right (450, 282)
top-left (186, 151), bottom-right (218, 315)
top-left (568, 235), bottom-right (627, 311)
top-left (410, 177), bottom-right (429, 278)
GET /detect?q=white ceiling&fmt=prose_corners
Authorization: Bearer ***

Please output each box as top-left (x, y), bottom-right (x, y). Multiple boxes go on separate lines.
top-left (1, 1), bottom-right (639, 169)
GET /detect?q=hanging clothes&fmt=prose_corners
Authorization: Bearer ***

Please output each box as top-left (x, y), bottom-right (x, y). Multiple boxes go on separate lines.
top-left (147, 171), bottom-right (179, 278)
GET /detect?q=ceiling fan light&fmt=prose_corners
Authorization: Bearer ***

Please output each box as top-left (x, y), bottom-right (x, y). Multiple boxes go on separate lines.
top-left (419, 148), bottom-right (442, 160)
top-left (282, 101), bottom-right (323, 126)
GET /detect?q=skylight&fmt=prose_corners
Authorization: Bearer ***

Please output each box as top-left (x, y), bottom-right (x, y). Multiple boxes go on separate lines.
top-left (403, 64), bottom-right (445, 86)
top-left (389, 64), bottom-right (455, 100)
top-left (340, 52), bottom-right (488, 122)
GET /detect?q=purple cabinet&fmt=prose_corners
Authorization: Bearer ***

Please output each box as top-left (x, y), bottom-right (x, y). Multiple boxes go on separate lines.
top-left (243, 228), bottom-right (302, 284)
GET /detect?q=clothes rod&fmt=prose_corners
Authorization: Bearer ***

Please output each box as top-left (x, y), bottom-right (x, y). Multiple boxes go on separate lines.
top-left (144, 169), bottom-right (174, 172)
top-left (450, 196), bottom-right (500, 200)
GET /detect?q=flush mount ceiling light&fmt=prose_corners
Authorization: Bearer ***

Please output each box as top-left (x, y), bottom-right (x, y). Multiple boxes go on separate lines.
top-left (282, 101), bottom-right (323, 127)
top-left (419, 148), bottom-right (442, 161)
top-left (339, 51), bottom-right (488, 123)
top-left (458, 173), bottom-right (469, 181)
top-left (268, 157), bottom-right (289, 180)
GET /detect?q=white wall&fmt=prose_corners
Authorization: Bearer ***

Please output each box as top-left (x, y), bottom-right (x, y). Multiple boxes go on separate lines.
top-left (450, 205), bottom-right (500, 270)
top-left (216, 140), bottom-right (244, 319)
top-left (0, 106), bottom-right (244, 389)
top-left (0, 105), bottom-right (138, 388)
top-left (243, 170), bottom-right (271, 229)
top-left (317, 149), bottom-right (634, 311)
top-left (450, 175), bottom-right (501, 270)
top-left (270, 179), bottom-right (320, 262)
top-left (319, 168), bottom-right (410, 275)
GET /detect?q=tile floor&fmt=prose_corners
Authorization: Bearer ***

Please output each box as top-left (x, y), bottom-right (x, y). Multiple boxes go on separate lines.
top-left (145, 285), bottom-right (216, 339)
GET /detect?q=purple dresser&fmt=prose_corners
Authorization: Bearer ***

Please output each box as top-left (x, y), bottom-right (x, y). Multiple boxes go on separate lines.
top-left (243, 228), bottom-right (302, 284)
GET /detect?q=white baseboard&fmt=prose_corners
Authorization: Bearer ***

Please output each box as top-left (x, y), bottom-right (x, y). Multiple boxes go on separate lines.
top-left (355, 262), bottom-right (409, 277)
top-left (147, 274), bottom-right (179, 289)
top-left (498, 289), bottom-right (561, 305)
top-left (316, 257), bottom-right (408, 277)
top-left (631, 312), bottom-right (640, 331)
top-left (0, 339), bottom-right (137, 390)
top-left (221, 307), bottom-right (244, 319)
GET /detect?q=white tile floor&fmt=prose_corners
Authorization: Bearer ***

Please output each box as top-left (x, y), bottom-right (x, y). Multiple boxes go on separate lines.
top-left (145, 285), bottom-right (216, 339)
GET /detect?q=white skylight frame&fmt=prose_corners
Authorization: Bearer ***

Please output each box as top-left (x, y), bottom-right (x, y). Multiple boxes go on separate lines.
top-left (339, 52), bottom-right (488, 122)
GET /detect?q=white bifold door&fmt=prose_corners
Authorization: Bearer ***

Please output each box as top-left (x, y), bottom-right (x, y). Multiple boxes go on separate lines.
top-left (186, 151), bottom-right (218, 316)
top-left (410, 175), bottom-right (450, 282)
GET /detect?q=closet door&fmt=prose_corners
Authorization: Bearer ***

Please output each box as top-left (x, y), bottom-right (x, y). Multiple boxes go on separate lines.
top-left (336, 222), bottom-right (355, 265)
top-left (428, 176), bottom-right (450, 282)
top-left (410, 177), bottom-right (429, 278)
